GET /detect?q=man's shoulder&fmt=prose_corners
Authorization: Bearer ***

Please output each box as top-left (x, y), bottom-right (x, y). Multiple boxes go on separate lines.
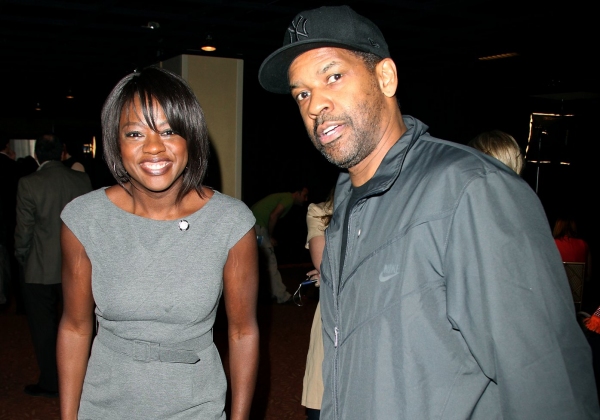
top-left (50, 161), bottom-right (90, 179)
top-left (0, 152), bottom-right (16, 165)
top-left (17, 167), bottom-right (41, 185)
top-left (0, 154), bottom-right (18, 180)
top-left (267, 191), bottom-right (292, 201)
top-left (68, 167), bottom-right (92, 183)
top-left (412, 133), bottom-right (505, 177)
top-left (253, 192), bottom-right (290, 208)
top-left (21, 161), bottom-right (91, 188)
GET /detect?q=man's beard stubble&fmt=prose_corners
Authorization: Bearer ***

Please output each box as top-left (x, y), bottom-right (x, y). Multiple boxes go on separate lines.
top-left (309, 98), bottom-right (383, 169)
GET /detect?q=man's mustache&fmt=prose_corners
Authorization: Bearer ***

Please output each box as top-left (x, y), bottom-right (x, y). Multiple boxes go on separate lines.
top-left (312, 114), bottom-right (349, 138)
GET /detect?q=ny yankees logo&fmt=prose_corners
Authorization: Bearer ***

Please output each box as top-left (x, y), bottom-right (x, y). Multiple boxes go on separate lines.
top-left (368, 38), bottom-right (381, 49)
top-left (288, 16), bottom-right (308, 43)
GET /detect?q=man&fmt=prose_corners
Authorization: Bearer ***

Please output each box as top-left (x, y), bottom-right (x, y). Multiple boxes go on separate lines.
top-left (14, 134), bottom-right (92, 397)
top-left (0, 134), bottom-right (21, 310)
top-left (0, 200), bottom-right (9, 305)
top-left (251, 185), bottom-right (308, 303)
top-left (258, 5), bottom-right (599, 419)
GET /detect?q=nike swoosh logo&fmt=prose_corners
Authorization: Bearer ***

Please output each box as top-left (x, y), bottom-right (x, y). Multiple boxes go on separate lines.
top-left (379, 273), bottom-right (398, 282)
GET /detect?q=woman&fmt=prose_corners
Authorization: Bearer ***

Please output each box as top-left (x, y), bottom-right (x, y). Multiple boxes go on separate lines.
top-left (553, 216), bottom-right (592, 280)
top-left (61, 141), bottom-right (86, 172)
top-left (468, 130), bottom-right (525, 175)
top-left (57, 67), bottom-right (259, 419)
top-left (302, 188), bottom-right (334, 420)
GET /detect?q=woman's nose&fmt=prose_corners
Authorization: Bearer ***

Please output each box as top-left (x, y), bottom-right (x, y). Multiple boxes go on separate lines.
top-left (143, 133), bottom-right (166, 154)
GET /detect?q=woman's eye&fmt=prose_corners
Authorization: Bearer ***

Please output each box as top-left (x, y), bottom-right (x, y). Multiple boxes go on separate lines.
top-left (162, 129), bottom-right (177, 136)
top-left (327, 74), bottom-right (342, 84)
top-left (124, 131), bottom-right (143, 138)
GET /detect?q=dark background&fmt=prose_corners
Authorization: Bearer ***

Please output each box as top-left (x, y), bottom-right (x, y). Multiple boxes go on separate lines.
top-left (1, 0), bottom-right (597, 265)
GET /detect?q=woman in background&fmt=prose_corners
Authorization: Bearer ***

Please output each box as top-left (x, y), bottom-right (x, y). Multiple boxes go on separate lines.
top-left (57, 67), bottom-right (259, 419)
top-left (553, 216), bottom-right (592, 281)
top-left (302, 187), bottom-right (334, 420)
top-left (468, 130), bottom-right (525, 175)
top-left (61, 141), bottom-right (86, 172)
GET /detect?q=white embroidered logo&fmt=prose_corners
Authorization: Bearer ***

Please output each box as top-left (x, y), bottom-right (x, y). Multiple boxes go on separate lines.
top-left (288, 16), bottom-right (308, 43)
top-left (379, 264), bottom-right (400, 282)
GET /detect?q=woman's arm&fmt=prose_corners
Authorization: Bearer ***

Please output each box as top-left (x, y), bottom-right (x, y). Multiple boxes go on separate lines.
top-left (57, 223), bottom-right (95, 420)
top-left (223, 229), bottom-right (260, 420)
top-left (306, 202), bottom-right (328, 281)
top-left (308, 236), bottom-right (326, 274)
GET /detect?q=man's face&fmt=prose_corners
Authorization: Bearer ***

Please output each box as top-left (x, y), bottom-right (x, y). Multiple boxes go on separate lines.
top-left (288, 47), bottom-right (385, 169)
top-left (293, 187), bottom-right (309, 205)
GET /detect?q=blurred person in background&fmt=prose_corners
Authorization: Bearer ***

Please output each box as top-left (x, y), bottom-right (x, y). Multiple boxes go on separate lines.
top-left (468, 130), bottom-right (525, 175)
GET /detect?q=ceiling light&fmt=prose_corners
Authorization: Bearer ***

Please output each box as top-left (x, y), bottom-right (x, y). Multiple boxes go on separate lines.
top-left (201, 35), bottom-right (216, 52)
top-left (143, 21), bottom-right (160, 29)
top-left (478, 52), bottom-right (519, 61)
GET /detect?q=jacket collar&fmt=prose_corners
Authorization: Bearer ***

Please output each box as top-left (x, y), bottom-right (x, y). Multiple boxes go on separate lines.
top-left (335, 115), bottom-right (429, 206)
top-left (37, 160), bottom-right (63, 171)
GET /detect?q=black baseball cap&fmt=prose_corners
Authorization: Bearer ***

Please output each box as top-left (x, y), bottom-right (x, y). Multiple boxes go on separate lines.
top-left (258, 5), bottom-right (390, 94)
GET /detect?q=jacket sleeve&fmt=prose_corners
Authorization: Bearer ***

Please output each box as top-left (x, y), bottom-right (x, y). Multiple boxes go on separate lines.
top-left (445, 170), bottom-right (599, 419)
top-left (14, 178), bottom-right (35, 266)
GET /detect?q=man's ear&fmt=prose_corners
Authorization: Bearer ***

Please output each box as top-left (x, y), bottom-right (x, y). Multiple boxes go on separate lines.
top-left (377, 58), bottom-right (398, 98)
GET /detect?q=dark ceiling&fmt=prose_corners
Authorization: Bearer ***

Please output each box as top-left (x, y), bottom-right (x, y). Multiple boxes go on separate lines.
top-left (0, 0), bottom-right (596, 118)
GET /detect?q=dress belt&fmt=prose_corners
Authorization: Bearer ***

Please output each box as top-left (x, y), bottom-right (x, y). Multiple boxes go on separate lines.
top-left (96, 327), bottom-right (212, 364)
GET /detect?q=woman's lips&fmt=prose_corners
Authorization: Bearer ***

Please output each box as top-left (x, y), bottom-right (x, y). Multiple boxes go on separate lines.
top-left (139, 160), bottom-right (171, 175)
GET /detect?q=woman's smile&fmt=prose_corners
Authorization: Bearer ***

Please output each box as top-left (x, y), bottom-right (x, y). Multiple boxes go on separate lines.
top-left (139, 159), bottom-right (172, 175)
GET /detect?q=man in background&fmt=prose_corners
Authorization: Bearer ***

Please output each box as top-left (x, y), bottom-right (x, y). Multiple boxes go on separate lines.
top-left (14, 133), bottom-right (92, 397)
top-left (251, 185), bottom-right (308, 304)
top-left (258, 5), bottom-right (599, 419)
top-left (0, 133), bottom-right (21, 311)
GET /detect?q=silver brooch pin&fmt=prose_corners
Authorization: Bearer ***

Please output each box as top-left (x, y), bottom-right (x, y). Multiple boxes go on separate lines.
top-left (178, 220), bottom-right (190, 231)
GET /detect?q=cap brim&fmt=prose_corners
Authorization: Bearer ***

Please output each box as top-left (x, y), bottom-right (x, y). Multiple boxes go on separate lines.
top-left (258, 39), bottom-right (374, 94)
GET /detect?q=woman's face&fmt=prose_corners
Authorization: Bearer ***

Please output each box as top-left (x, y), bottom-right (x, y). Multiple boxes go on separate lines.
top-left (118, 97), bottom-right (188, 195)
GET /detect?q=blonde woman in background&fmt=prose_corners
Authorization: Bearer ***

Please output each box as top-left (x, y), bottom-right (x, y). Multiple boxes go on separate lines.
top-left (468, 130), bottom-right (525, 175)
top-left (302, 188), bottom-right (334, 420)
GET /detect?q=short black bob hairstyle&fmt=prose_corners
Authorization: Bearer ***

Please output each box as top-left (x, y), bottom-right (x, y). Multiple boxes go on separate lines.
top-left (101, 66), bottom-right (209, 202)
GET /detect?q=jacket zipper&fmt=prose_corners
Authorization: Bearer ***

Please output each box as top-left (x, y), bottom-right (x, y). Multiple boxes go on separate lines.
top-left (332, 203), bottom-right (357, 420)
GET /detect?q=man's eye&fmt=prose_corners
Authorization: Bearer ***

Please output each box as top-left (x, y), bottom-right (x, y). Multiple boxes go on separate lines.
top-left (327, 74), bottom-right (342, 84)
top-left (295, 91), bottom-right (310, 102)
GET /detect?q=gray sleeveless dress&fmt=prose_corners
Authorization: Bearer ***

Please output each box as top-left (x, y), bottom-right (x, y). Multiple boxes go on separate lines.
top-left (61, 188), bottom-right (255, 420)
